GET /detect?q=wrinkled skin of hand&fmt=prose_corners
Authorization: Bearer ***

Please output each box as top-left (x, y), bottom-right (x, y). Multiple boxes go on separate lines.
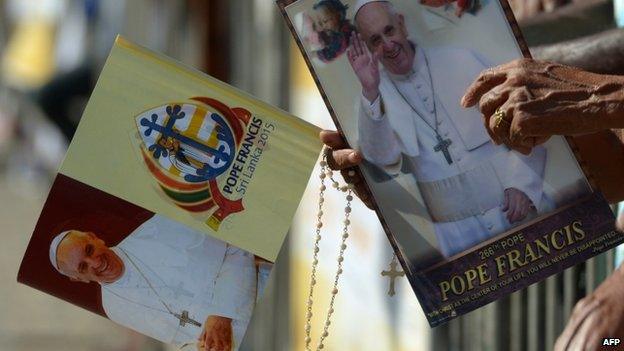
top-left (319, 130), bottom-right (375, 209)
top-left (554, 264), bottom-right (624, 351)
top-left (197, 315), bottom-right (233, 351)
top-left (462, 58), bottom-right (624, 203)
top-left (462, 58), bottom-right (624, 154)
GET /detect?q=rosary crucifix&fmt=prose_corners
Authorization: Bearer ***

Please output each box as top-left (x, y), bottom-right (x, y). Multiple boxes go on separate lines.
top-left (381, 256), bottom-right (405, 297)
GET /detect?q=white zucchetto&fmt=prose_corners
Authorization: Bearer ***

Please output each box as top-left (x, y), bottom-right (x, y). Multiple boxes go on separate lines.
top-left (352, 0), bottom-right (389, 19)
top-left (49, 230), bottom-right (72, 273)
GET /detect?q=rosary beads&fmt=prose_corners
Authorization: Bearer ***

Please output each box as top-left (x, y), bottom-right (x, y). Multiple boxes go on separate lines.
top-left (304, 149), bottom-right (354, 351)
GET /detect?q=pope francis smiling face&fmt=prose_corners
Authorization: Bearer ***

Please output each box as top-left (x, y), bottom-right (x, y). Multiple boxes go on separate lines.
top-left (55, 230), bottom-right (126, 284)
top-left (355, 1), bottom-right (415, 75)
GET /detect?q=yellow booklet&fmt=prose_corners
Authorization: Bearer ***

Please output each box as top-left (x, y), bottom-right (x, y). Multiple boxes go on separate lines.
top-left (17, 37), bottom-right (320, 350)
top-left (60, 36), bottom-right (320, 260)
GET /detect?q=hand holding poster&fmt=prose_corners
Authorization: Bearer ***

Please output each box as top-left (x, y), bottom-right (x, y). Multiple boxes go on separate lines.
top-left (18, 37), bottom-right (321, 350)
top-left (278, 0), bottom-right (623, 326)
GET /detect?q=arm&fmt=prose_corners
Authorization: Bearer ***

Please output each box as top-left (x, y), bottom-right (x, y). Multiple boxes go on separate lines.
top-left (528, 32), bottom-right (624, 344)
top-left (348, 31), bottom-right (402, 172)
top-left (209, 246), bottom-right (256, 320)
top-left (531, 29), bottom-right (624, 203)
top-left (357, 95), bottom-right (403, 171)
top-left (515, 0), bottom-right (613, 46)
top-left (532, 28), bottom-right (624, 76)
top-left (198, 247), bottom-right (256, 351)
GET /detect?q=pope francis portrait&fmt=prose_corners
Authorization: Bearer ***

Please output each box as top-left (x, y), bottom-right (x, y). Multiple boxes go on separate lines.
top-left (48, 214), bottom-right (257, 351)
top-left (349, 0), bottom-right (553, 257)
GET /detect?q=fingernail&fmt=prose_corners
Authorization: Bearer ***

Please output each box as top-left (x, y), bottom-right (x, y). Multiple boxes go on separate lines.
top-left (348, 152), bottom-right (360, 162)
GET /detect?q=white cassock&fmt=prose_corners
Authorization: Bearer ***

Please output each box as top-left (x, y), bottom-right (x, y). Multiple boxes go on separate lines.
top-left (100, 214), bottom-right (256, 350)
top-left (358, 45), bottom-right (553, 257)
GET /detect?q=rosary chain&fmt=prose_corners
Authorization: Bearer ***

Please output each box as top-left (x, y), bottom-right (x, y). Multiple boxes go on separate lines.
top-left (304, 152), bottom-right (354, 351)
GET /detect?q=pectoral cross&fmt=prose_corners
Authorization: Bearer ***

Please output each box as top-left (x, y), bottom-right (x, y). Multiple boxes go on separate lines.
top-left (434, 134), bottom-right (453, 165)
top-left (381, 257), bottom-right (405, 297)
top-left (175, 310), bottom-right (202, 328)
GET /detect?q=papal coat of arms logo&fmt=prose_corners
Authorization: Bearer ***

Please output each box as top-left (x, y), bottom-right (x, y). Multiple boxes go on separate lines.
top-left (134, 97), bottom-right (251, 230)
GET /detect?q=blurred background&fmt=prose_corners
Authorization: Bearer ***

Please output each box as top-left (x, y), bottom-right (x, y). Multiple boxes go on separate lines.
top-left (0, 0), bottom-right (623, 351)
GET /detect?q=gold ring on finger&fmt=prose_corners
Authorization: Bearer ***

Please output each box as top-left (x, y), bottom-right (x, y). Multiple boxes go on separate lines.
top-left (493, 109), bottom-right (511, 129)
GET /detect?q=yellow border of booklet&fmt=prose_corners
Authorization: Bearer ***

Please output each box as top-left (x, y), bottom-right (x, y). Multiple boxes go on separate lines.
top-left (60, 36), bottom-right (321, 261)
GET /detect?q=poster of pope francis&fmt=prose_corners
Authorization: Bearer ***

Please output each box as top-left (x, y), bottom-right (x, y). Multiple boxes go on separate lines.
top-left (18, 175), bottom-right (267, 351)
top-left (282, 0), bottom-right (622, 327)
top-left (282, 0), bottom-right (593, 264)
